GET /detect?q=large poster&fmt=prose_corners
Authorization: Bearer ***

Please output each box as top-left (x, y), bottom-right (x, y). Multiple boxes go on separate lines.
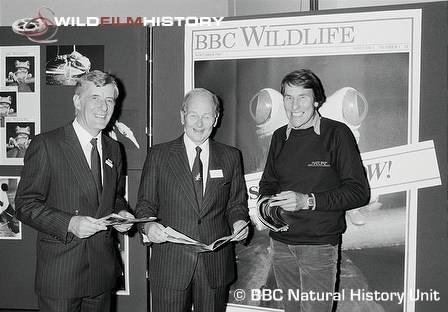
top-left (185, 9), bottom-right (441, 312)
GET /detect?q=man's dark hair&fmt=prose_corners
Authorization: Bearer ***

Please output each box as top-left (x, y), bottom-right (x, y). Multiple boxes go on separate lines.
top-left (280, 69), bottom-right (326, 109)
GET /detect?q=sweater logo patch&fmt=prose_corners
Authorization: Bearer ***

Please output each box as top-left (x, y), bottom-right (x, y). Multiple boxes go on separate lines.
top-left (308, 161), bottom-right (330, 167)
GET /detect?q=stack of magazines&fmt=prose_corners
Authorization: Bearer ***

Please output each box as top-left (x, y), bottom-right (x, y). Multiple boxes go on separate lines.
top-left (256, 195), bottom-right (289, 232)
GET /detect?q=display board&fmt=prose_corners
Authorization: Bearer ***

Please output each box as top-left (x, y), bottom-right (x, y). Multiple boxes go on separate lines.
top-left (0, 26), bottom-right (149, 311)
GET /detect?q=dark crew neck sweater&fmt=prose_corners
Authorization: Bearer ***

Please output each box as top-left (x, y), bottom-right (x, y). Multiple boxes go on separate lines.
top-left (259, 117), bottom-right (370, 245)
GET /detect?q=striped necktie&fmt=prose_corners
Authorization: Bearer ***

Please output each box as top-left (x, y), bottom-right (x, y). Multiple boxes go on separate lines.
top-left (192, 146), bottom-right (203, 207)
top-left (90, 138), bottom-right (102, 199)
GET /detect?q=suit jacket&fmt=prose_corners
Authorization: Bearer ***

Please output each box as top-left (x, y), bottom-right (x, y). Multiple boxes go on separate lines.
top-left (15, 123), bottom-right (127, 298)
top-left (135, 135), bottom-right (249, 290)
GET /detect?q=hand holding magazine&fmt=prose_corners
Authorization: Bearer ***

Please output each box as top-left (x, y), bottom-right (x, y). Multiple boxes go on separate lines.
top-left (256, 195), bottom-right (289, 232)
top-left (163, 221), bottom-right (250, 252)
top-left (92, 213), bottom-right (157, 226)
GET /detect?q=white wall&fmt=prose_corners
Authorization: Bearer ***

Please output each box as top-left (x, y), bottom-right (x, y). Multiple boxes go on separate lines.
top-left (227, 0), bottom-right (447, 16)
top-left (322, 0), bottom-right (446, 9)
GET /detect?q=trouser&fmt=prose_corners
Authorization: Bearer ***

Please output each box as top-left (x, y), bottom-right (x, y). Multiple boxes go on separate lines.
top-left (151, 255), bottom-right (228, 312)
top-left (37, 291), bottom-right (111, 312)
top-left (270, 238), bottom-right (338, 312)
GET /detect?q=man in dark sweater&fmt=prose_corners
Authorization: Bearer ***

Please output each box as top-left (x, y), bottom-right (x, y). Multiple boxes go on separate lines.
top-left (258, 69), bottom-right (370, 312)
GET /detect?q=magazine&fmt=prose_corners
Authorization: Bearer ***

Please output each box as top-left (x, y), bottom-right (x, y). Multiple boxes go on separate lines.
top-left (256, 196), bottom-right (289, 232)
top-left (163, 221), bottom-right (250, 252)
top-left (94, 213), bottom-right (157, 226)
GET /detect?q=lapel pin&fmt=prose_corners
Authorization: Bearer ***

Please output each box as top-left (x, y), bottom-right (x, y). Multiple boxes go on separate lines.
top-left (105, 159), bottom-right (113, 168)
top-left (194, 173), bottom-right (202, 181)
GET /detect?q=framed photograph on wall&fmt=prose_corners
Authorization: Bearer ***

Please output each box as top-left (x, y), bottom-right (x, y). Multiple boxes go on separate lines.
top-left (0, 88), bottom-right (17, 127)
top-left (45, 45), bottom-right (104, 86)
top-left (3, 119), bottom-right (35, 165)
top-left (0, 177), bottom-right (21, 240)
top-left (5, 56), bottom-right (35, 93)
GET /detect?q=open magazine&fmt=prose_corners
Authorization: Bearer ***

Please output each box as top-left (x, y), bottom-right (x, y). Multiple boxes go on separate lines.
top-left (256, 196), bottom-right (289, 232)
top-left (163, 221), bottom-right (250, 252)
top-left (94, 213), bottom-right (157, 226)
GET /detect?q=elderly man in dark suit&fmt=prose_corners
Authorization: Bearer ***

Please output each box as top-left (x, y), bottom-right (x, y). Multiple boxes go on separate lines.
top-left (135, 88), bottom-right (249, 312)
top-left (15, 70), bottom-right (134, 312)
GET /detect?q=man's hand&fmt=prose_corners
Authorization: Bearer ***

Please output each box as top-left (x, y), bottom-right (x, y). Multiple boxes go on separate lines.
top-left (68, 216), bottom-right (107, 239)
top-left (231, 220), bottom-right (249, 242)
top-left (113, 210), bottom-right (135, 233)
top-left (271, 191), bottom-right (307, 212)
top-left (249, 207), bottom-right (267, 231)
top-left (144, 222), bottom-right (168, 243)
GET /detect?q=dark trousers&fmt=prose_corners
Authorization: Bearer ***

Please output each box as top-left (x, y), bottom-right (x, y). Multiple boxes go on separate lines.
top-left (37, 291), bottom-right (111, 312)
top-left (151, 256), bottom-right (228, 312)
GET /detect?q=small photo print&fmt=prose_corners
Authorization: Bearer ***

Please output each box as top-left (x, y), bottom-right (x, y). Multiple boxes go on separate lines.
top-left (0, 177), bottom-right (21, 239)
top-left (5, 56), bottom-right (36, 92)
top-left (5, 121), bottom-right (35, 158)
top-left (46, 45), bottom-right (104, 86)
top-left (0, 90), bottom-right (17, 127)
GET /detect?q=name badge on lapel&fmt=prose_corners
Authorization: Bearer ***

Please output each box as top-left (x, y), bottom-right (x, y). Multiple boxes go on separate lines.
top-left (209, 169), bottom-right (223, 178)
top-left (105, 159), bottom-right (113, 168)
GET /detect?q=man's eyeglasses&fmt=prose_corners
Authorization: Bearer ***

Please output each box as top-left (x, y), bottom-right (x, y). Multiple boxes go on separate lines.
top-left (183, 112), bottom-right (217, 126)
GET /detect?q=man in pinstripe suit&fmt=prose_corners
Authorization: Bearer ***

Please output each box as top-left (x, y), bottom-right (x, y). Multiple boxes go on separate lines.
top-left (135, 88), bottom-right (249, 312)
top-left (15, 70), bottom-right (134, 312)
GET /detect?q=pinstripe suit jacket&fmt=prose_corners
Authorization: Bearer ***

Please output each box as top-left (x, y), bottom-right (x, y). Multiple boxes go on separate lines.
top-left (15, 123), bottom-right (127, 298)
top-left (135, 135), bottom-right (249, 290)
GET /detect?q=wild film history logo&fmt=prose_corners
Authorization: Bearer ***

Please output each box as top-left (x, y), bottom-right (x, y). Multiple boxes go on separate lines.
top-left (12, 7), bottom-right (58, 43)
top-left (12, 7), bottom-right (224, 43)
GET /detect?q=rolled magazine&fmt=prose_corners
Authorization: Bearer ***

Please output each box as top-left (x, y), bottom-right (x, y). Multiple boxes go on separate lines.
top-left (256, 196), bottom-right (289, 232)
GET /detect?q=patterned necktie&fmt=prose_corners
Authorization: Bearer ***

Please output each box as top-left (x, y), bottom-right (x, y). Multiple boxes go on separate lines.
top-left (90, 138), bottom-right (102, 198)
top-left (192, 146), bottom-right (203, 207)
